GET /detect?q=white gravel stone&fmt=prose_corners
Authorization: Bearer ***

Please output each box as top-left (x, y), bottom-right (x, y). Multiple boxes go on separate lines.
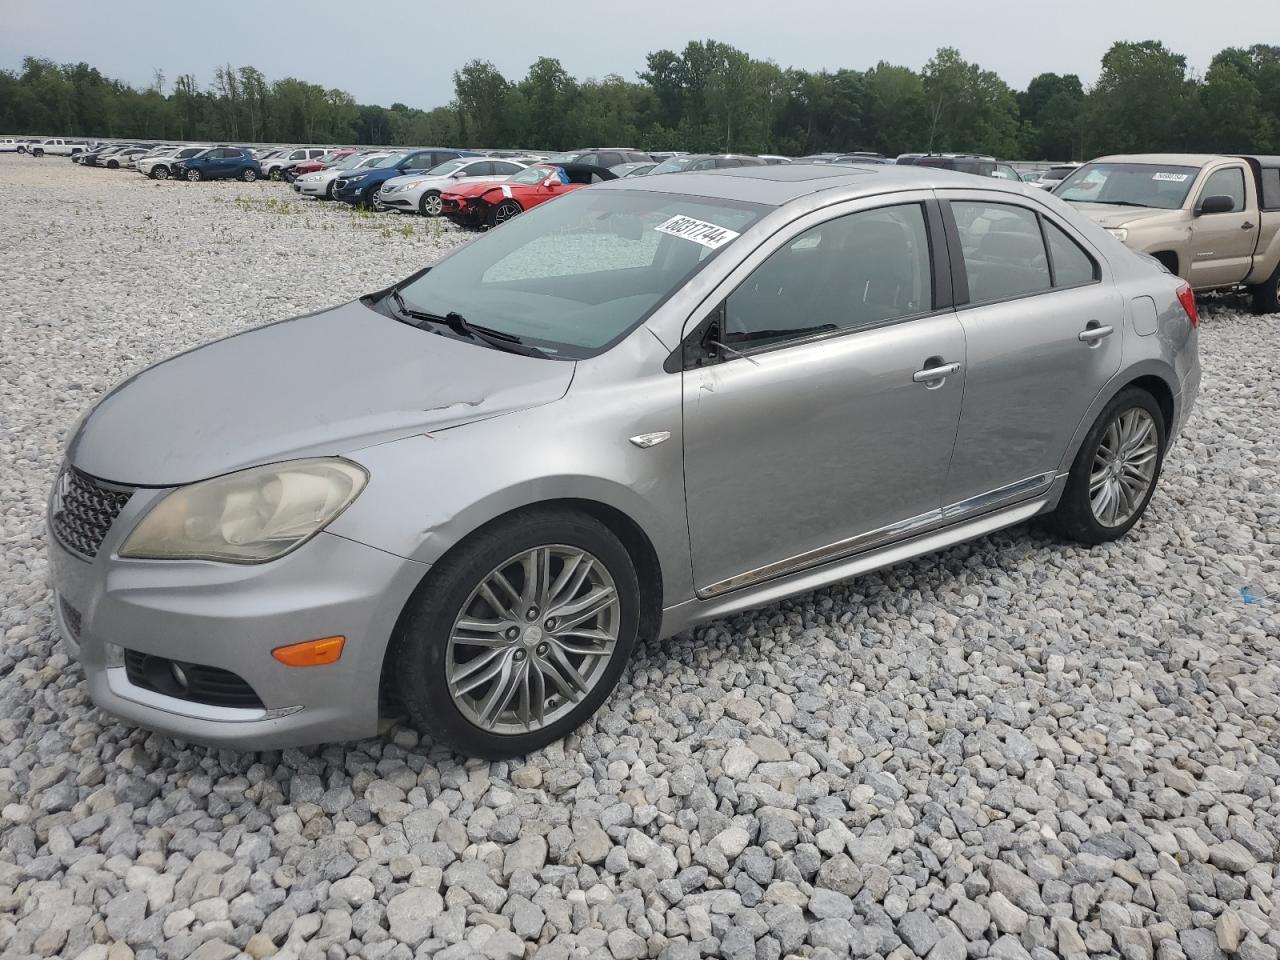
top-left (2, 155), bottom-right (1280, 960)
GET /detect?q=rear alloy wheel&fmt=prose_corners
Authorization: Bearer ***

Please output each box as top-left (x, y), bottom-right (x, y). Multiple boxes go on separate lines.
top-left (241, 168), bottom-right (257, 182)
top-left (150, 166), bottom-right (169, 180)
top-left (269, 167), bottom-right (283, 181)
top-left (324, 180), bottom-right (335, 200)
top-left (1046, 388), bottom-right (1165, 544)
top-left (390, 509), bottom-right (640, 757)
top-left (419, 190), bottom-right (443, 216)
top-left (365, 187), bottom-right (383, 210)
top-left (489, 199), bottom-right (522, 228)
top-left (186, 168), bottom-right (202, 182)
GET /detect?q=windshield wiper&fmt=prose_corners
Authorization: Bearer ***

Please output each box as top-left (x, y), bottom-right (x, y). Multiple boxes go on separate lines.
top-left (387, 290), bottom-right (548, 358)
top-left (1078, 200), bottom-right (1150, 208)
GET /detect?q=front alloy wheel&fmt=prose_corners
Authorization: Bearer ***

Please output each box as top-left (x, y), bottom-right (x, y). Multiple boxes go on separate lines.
top-left (151, 166), bottom-right (169, 180)
top-left (185, 168), bottom-right (201, 182)
top-left (269, 167), bottom-right (283, 181)
top-left (490, 199), bottom-right (522, 227)
top-left (390, 509), bottom-right (640, 757)
top-left (420, 191), bottom-right (443, 216)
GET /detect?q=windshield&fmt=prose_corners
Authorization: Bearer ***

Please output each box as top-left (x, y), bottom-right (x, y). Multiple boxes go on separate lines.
top-left (428, 158), bottom-right (468, 176)
top-left (374, 152), bottom-right (409, 169)
top-left (509, 165), bottom-right (556, 185)
top-left (395, 188), bottom-right (767, 358)
top-left (651, 157), bottom-right (698, 175)
top-left (1056, 162), bottom-right (1199, 209)
top-left (546, 152), bottom-right (585, 164)
top-left (330, 152), bottom-right (367, 170)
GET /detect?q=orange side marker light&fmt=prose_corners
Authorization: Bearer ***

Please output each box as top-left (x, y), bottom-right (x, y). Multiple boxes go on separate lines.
top-left (272, 636), bottom-right (345, 667)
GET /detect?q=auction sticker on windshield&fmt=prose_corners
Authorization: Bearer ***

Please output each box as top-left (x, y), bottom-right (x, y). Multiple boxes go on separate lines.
top-left (1152, 172), bottom-right (1190, 182)
top-left (655, 214), bottom-right (741, 249)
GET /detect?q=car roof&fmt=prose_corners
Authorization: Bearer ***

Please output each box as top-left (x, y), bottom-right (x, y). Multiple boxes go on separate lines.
top-left (1091, 154), bottom-right (1222, 167)
top-left (600, 161), bottom-right (1040, 207)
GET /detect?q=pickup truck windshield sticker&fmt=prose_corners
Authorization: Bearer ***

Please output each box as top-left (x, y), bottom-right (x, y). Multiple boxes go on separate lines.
top-left (655, 214), bottom-right (741, 249)
top-left (1152, 172), bottom-right (1190, 182)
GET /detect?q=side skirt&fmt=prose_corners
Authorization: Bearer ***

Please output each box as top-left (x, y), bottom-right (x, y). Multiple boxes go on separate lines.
top-left (658, 496), bottom-right (1047, 639)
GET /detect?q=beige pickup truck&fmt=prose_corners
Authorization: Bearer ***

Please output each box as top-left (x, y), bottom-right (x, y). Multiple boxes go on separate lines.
top-left (1054, 154), bottom-right (1280, 314)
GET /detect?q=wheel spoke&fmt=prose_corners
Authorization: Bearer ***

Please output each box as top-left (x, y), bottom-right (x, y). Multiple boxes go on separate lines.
top-left (477, 660), bottom-right (522, 727)
top-left (552, 632), bottom-right (615, 657)
top-left (450, 648), bottom-right (507, 697)
top-left (548, 551), bottom-right (589, 608)
top-left (551, 584), bottom-right (616, 624)
top-left (520, 547), bottom-right (552, 611)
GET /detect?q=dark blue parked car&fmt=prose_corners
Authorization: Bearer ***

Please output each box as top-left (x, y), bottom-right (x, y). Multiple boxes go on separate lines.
top-left (175, 147), bottom-right (262, 182)
top-left (333, 148), bottom-right (479, 208)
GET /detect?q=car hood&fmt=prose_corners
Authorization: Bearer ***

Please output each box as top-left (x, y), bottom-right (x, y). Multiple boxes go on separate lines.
top-left (68, 300), bottom-right (575, 486)
top-left (1064, 203), bottom-right (1183, 229)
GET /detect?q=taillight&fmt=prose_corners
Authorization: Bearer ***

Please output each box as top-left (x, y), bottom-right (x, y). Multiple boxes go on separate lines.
top-left (1176, 283), bottom-right (1199, 328)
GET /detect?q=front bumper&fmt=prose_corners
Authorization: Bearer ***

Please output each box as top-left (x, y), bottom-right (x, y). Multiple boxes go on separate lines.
top-left (295, 179), bottom-right (332, 197)
top-left (379, 192), bottom-right (419, 211)
top-left (47, 486), bottom-right (428, 750)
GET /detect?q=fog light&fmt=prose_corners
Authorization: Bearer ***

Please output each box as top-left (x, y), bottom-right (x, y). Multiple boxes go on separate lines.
top-left (170, 663), bottom-right (189, 689)
top-left (272, 636), bottom-right (345, 667)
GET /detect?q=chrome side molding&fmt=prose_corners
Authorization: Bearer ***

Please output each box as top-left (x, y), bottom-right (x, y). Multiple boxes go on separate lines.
top-left (698, 471), bottom-right (1054, 599)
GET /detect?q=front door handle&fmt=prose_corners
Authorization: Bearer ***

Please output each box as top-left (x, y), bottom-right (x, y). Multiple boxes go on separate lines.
top-left (1242, 221), bottom-right (1255, 230)
top-left (1078, 324), bottom-right (1114, 344)
top-left (912, 361), bottom-right (961, 384)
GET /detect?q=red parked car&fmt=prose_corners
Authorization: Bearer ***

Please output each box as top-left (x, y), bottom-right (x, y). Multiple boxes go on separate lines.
top-left (291, 149), bottom-right (356, 178)
top-left (440, 162), bottom-right (616, 228)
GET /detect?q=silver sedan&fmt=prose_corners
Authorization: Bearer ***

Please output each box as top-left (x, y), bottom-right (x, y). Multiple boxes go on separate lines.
top-left (48, 164), bottom-right (1200, 756)
top-left (378, 157), bottom-right (532, 215)
top-left (293, 152), bottom-right (390, 199)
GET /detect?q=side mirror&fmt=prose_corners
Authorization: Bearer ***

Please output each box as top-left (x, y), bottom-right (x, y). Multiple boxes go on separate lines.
top-left (544, 177), bottom-right (559, 188)
top-left (1197, 194), bottom-right (1235, 216)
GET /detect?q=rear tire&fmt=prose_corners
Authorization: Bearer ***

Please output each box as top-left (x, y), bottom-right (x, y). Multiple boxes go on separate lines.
top-left (107, 159), bottom-right (119, 169)
top-left (389, 508), bottom-right (640, 758)
top-left (269, 167), bottom-right (283, 181)
top-left (1045, 387), bottom-right (1166, 545)
top-left (1251, 262), bottom-right (1280, 315)
top-left (241, 168), bottom-right (258, 182)
top-left (364, 186), bottom-right (382, 210)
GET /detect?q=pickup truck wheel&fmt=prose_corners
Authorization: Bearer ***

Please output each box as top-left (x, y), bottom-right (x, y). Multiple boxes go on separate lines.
top-left (1251, 263), bottom-right (1280, 316)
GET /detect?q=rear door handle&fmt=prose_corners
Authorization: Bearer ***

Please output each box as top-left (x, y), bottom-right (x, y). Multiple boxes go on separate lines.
top-left (913, 361), bottom-right (961, 384)
top-left (1078, 324), bottom-right (1114, 343)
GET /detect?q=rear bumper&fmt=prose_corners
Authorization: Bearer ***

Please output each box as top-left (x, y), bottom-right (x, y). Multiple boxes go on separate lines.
top-left (47, 496), bottom-right (428, 749)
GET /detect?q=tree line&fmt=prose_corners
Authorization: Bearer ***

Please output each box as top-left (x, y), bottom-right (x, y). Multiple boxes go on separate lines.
top-left (2, 40), bottom-right (1277, 160)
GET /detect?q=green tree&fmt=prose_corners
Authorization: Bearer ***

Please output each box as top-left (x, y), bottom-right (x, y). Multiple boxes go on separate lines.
top-left (1086, 41), bottom-right (1196, 153)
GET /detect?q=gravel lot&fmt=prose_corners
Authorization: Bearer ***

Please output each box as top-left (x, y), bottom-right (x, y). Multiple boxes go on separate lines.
top-left (2, 153), bottom-right (1279, 960)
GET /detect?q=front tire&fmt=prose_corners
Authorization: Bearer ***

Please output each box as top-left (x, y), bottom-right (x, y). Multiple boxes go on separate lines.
top-left (185, 168), bottom-right (202, 182)
top-left (1046, 388), bottom-right (1166, 544)
top-left (107, 159), bottom-right (119, 169)
top-left (389, 509), bottom-right (640, 758)
top-left (150, 165), bottom-right (169, 180)
top-left (419, 190), bottom-right (443, 216)
top-left (1251, 262), bottom-right (1280, 315)
top-left (489, 199), bottom-right (522, 228)
top-left (269, 167), bottom-right (283, 181)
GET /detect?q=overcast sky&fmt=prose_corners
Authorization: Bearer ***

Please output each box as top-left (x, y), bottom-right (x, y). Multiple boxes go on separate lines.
top-left (3, 0), bottom-right (1266, 108)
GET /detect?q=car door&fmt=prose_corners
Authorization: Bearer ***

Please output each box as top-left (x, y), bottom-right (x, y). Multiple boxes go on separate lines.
top-left (681, 194), bottom-right (966, 597)
top-left (1188, 163), bottom-right (1258, 288)
top-left (938, 191), bottom-right (1122, 510)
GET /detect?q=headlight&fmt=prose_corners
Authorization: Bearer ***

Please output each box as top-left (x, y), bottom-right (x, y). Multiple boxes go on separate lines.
top-left (348, 174), bottom-right (368, 182)
top-left (120, 458), bottom-right (368, 563)
top-left (1106, 228), bottom-right (1128, 242)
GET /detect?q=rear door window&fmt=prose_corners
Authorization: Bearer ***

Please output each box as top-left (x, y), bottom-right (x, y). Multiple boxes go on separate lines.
top-left (950, 201), bottom-right (1052, 304)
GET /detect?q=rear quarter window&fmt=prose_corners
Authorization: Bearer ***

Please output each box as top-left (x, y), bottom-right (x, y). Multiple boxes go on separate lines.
top-left (1261, 168), bottom-right (1280, 210)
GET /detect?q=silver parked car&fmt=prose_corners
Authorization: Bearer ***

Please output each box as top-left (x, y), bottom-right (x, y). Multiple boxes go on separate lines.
top-left (378, 157), bottom-right (532, 215)
top-left (48, 164), bottom-right (1200, 756)
top-left (293, 151), bottom-right (391, 199)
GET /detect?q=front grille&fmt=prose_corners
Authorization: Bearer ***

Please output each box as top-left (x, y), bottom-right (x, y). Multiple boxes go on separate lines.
top-left (59, 596), bottom-right (82, 639)
top-left (51, 468), bottom-right (134, 559)
top-left (123, 650), bottom-right (265, 709)
top-left (334, 178), bottom-right (348, 191)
